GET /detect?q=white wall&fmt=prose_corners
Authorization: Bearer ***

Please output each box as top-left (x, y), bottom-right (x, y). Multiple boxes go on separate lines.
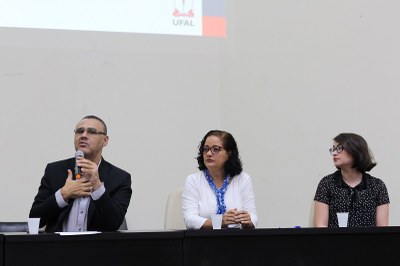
top-left (0, 28), bottom-right (224, 229)
top-left (0, 1), bottom-right (399, 229)
top-left (221, 1), bottom-right (400, 227)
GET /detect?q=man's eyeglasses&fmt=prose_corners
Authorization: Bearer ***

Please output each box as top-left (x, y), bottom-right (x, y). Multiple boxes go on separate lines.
top-left (74, 127), bottom-right (107, 136)
top-left (329, 144), bottom-right (344, 155)
top-left (202, 146), bottom-right (223, 155)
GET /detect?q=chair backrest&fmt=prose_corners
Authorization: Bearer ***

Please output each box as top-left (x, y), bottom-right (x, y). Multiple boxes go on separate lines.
top-left (309, 199), bottom-right (315, 227)
top-left (0, 222), bottom-right (28, 232)
top-left (118, 218), bottom-right (128, 230)
top-left (164, 187), bottom-right (186, 230)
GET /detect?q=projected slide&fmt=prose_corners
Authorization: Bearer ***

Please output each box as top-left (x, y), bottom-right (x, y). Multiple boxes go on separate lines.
top-left (0, 0), bottom-right (226, 37)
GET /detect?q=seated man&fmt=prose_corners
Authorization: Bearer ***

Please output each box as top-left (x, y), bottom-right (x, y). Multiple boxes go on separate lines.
top-left (29, 115), bottom-right (132, 232)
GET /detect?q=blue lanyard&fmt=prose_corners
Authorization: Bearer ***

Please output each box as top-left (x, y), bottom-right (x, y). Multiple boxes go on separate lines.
top-left (204, 169), bottom-right (230, 214)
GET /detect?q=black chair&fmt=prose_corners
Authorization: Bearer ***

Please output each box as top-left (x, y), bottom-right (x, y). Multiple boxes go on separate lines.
top-left (0, 222), bottom-right (28, 232)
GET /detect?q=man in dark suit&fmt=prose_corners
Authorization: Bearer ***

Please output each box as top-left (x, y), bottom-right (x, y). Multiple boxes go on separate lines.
top-left (29, 115), bottom-right (132, 233)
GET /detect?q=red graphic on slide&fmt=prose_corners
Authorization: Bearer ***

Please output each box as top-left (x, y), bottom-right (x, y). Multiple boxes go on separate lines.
top-left (173, 0), bottom-right (194, 17)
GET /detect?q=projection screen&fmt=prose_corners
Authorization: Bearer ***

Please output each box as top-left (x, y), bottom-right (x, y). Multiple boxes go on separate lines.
top-left (0, 0), bottom-right (226, 37)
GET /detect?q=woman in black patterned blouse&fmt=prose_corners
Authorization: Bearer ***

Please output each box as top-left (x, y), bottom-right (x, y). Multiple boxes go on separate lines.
top-left (313, 133), bottom-right (389, 227)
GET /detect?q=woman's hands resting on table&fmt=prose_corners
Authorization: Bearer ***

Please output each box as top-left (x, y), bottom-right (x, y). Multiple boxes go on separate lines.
top-left (222, 209), bottom-right (254, 229)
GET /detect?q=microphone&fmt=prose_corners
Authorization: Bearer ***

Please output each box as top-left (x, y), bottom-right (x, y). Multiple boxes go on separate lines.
top-left (74, 150), bottom-right (84, 180)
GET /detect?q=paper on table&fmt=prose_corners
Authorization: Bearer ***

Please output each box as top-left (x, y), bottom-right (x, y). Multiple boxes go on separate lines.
top-left (56, 231), bottom-right (101, 236)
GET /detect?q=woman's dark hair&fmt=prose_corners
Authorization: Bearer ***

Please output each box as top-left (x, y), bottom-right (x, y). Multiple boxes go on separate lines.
top-left (197, 130), bottom-right (243, 177)
top-left (333, 133), bottom-right (376, 172)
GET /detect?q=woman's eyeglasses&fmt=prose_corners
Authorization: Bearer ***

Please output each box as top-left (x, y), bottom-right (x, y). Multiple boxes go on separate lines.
top-left (202, 146), bottom-right (223, 155)
top-left (329, 144), bottom-right (343, 155)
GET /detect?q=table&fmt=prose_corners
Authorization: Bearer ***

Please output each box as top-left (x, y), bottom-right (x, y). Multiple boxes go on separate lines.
top-left (2, 227), bottom-right (400, 266)
top-left (184, 227), bottom-right (400, 266)
top-left (3, 231), bottom-right (183, 266)
top-left (0, 235), bottom-right (3, 266)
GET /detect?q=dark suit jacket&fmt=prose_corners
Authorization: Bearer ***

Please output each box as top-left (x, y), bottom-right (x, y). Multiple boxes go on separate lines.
top-left (29, 157), bottom-right (132, 233)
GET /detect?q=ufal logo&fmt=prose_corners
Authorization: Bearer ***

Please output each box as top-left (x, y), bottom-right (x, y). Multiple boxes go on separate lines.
top-left (173, 0), bottom-right (194, 17)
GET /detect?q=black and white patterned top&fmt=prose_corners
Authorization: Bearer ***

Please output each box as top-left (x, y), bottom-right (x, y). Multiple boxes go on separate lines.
top-left (314, 170), bottom-right (390, 227)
